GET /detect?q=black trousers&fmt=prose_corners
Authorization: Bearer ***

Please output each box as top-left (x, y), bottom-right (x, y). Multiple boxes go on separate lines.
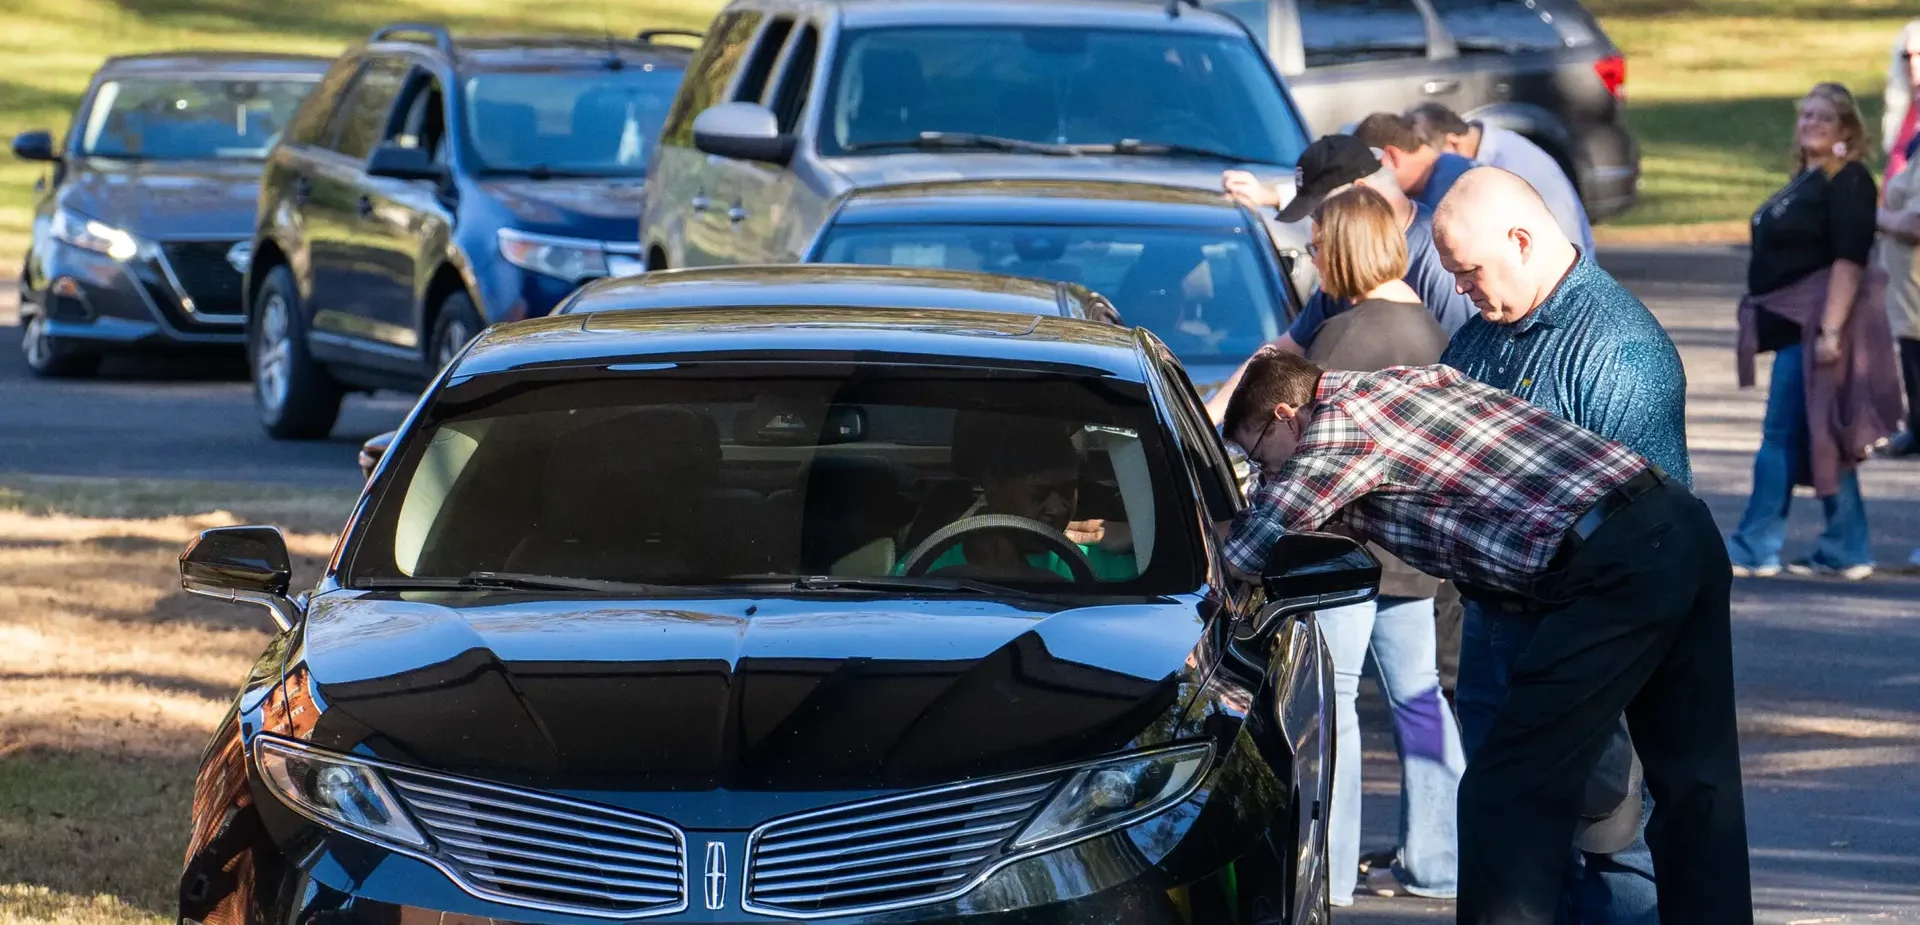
top-left (1457, 482), bottom-right (1752, 925)
top-left (1901, 337), bottom-right (1920, 436)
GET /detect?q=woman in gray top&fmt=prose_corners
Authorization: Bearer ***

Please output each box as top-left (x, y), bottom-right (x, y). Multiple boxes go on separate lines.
top-left (1297, 186), bottom-right (1464, 905)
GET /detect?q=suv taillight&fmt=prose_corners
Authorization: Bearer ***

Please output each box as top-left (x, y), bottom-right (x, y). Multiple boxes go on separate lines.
top-left (1594, 54), bottom-right (1626, 102)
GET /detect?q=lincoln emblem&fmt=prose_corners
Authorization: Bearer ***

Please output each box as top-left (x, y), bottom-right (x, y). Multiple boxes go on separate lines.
top-left (703, 841), bottom-right (727, 910)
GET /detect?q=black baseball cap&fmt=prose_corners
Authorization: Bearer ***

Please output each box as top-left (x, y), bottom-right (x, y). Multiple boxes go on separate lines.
top-left (1274, 134), bottom-right (1384, 223)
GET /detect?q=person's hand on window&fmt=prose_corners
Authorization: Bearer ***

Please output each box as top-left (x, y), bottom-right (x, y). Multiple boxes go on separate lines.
top-left (1069, 519), bottom-right (1134, 552)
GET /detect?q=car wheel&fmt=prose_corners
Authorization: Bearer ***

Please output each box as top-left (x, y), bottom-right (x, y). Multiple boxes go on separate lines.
top-left (20, 311), bottom-right (100, 378)
top-left (250, 265), bottom-right (342, 441)
top-left (427, 291), bottom-right (483, 377)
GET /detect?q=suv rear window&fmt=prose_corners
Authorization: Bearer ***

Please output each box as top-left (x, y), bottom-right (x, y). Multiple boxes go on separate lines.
top-left (820, 26), bottom-right (1306, 166)
top-left (1430, 0), bottom-right (1569, 53)
top-left (349, 364), bottom-right (1200, 594)
top-left (1297, 0), bottom-right (1427, 67)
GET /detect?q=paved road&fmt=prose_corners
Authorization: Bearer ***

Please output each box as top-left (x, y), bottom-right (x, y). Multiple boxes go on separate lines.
top-left (0, 282), bottom-right (412, 487)
top-left (2, 254), bottom-right (1918, 922)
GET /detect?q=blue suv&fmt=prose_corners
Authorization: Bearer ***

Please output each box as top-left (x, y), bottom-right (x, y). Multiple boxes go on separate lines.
top-left (245, 24), bottom-right (692, 439)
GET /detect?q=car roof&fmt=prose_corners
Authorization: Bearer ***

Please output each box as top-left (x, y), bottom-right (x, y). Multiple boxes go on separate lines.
top-left (367, 34), bottom-right (695, 70)
top-left (96, 52), bottom-right (333, 78)
top-left (833, 179), bottom-right (1256, 228)
top-left (455, 307), bottom-right (1151, 381)
top-left (827, 0), bottom-right (1249, 34)
top-left (559, 265), bottom-right (1101, 318)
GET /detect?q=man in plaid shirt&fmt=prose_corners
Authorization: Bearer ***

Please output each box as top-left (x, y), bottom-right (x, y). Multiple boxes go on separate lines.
top-left (1221, 348), bottom-right (1751, 925)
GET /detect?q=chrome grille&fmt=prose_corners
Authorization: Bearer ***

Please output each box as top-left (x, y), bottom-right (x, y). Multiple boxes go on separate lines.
top-left (744, 771), bottom-right (1066, 917)
top-left (385, 767), bottom-right (687, 917)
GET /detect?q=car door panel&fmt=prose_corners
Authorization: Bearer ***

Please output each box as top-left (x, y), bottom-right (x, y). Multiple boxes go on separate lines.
top-left (305, 57), bottom-right (412, 366)
top-left (647, 10), bottom-right (765, 269)
top-left (1279, 0), bottom-right (1449, 134)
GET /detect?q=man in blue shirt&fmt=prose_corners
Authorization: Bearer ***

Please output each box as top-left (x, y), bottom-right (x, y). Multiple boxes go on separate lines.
top-left (1356, 112), bottom-right (1477, 213)
top-left (1407, 102), bottom-right (1597, 256)
top-left (1435, 166), bottom-right (1690, 925)
top-left (1211, 135), bottom-right (1476, 421)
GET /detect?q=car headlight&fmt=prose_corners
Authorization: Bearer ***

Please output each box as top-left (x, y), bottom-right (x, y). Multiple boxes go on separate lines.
top-left (1012, 743), bottom-right (1212, 850)
top-left (51, 208), bottom-right (143, 261)
top-left (497, 228), bottom-right (608, 282)
top-left (255, 737), bottom-right (428, 848)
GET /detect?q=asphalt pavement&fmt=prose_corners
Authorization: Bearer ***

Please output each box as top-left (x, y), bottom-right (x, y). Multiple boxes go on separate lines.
top-left (1, 252), bottom-right (1917, 922)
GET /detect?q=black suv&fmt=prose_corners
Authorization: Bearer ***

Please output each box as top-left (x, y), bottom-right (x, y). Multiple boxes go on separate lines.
top-left (246, 24), bottom-right (692, 439)
top-left (1210, 0), bottom-right (1638, 217)
top-left (11, 52), bottom-right (327, 376)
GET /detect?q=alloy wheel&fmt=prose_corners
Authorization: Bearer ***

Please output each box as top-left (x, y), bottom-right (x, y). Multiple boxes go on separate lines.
top-left (21, 314), bottom-right (52, 370)
top-left (254, 293), bottom-right (292, 414)
top-left (435, 318), bottom-right (472, 372)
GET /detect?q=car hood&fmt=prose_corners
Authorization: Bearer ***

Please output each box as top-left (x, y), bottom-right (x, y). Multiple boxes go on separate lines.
top-left (479, 177), bottom-right (646, 241)
top-left (824, 153), bottom-right (1308, 248)
top-left (59, 157), bottom-right (263, 240)
top-left (283, 592), bottom-right (1212, 801)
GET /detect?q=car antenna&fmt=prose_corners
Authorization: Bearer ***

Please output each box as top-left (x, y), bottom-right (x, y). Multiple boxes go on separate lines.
top-left (598, 0), bottom-right (625, 70)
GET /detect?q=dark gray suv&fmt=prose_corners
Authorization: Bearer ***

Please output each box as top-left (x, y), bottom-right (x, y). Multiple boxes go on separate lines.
top-left (1209, 0), bottom-right (1638, 218)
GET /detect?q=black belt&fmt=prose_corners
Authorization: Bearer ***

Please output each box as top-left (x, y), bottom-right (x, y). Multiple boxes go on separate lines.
top-left (1466, 465), bottom-right (1672, 613)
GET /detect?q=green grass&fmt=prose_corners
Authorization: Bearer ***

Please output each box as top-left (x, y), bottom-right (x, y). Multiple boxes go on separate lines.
top-left (0, 474), bottom-right (358, 533)
top-left (1591, 0), bottom-right (1913, 230)
top-left (0, 754), bottom-right (190, 923)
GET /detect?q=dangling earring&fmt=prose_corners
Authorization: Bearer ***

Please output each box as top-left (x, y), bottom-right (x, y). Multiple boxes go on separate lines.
top-left (1833, 140), bottom-right (1849, 158)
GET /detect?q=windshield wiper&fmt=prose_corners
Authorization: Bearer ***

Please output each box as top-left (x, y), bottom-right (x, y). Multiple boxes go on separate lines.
top-left (785, 575), bottom-right (1058, 600)
top-left (352, 572), bottom-right (678, 595)
top-left (1070, 139), bottom-right (1283, 166)
top-left (842, 131), bottom-right (1080, 157)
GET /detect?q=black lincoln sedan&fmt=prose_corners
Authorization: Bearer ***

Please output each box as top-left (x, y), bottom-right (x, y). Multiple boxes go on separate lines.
top-left (177, 306), bottom-right (1373, 925)
top-left (11, 52), bottom-right (327, 376)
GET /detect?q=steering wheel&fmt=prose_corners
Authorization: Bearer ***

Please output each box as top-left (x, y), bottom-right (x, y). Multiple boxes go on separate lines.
top-left (896, 514), bottom-right (1098, 583)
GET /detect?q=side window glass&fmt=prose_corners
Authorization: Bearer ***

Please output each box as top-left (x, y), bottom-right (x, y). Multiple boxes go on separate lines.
top-left (770, 24), bottom-right (819, 134)
top-left (328, 58), bottom-right (410, 159)
top-left (389, 71), bottom-right (448, 162)
top-left (1297, 0), bottom-right (1428, 67)
top-left (284, 58), bottom-right (360, 146)
top-left (1156, 352), bottom-right (1243, 515)
top-left (1209, 0), bottom-right (1273, 49)
top-left (734, 17), bottom-right (795, 104)
top-left (659, 11), bottom-right (764, 147)
top-left (1429, 0), bottom-right (1568, 54)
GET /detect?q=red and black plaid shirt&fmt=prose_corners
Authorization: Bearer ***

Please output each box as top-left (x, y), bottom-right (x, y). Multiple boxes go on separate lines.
top-left (1226, 365), bottom-right (1650, 594)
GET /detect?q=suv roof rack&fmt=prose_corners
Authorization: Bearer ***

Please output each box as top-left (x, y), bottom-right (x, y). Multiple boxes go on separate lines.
top-left (636, 28), bottom-right (704, 44)
top-left (370, 23), bottom-right (456, 57)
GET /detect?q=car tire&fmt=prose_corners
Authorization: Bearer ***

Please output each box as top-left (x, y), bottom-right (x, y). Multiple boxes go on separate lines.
top-left (250, 265), bottom-right (342, 441)
top-left (20, 311), bottom-right (100, 378)
top-left (427, 291), bottom-right (483, 377)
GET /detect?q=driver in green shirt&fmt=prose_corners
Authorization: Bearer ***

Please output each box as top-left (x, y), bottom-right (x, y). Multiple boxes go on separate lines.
top-left (903, 420), bottom-right (1138, 581)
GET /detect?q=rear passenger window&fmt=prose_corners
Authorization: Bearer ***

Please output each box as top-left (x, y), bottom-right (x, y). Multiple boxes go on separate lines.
top-left (660, 10), bottom-right (764, 147)
top-left (1430, 0), bottom-right (1568, 53)
top-left (285, 58), bottom-right (360, 147)
top-left (734, 18), bottom-right (795, 104)
top-left (1297, 0), bottom-right (1428, 67)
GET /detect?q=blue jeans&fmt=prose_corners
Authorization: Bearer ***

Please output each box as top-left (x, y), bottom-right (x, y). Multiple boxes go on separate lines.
top-left (1321, 595), bottom-right (1464, 904)
top-left (1457, 600), bottom-right (1661, 925)
top-left (1727, 342), bottom-right (1872, 569)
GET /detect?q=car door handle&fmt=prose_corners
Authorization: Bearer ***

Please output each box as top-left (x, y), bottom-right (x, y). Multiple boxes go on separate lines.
top-left (727, 205), bottom-right (748, 224)
top-left (1422, 79), bottom-right (1460, 95)
top-left (293, 175), bottom-right (312, 204)
top-left (356, 196), bottom-right (375, 218)
top-left (690, 193), bottom-right (711, 213)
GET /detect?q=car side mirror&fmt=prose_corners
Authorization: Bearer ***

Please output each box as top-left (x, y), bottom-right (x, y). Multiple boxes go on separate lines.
top-left (692, 103), bottom-right (795, 165)
top-left (179, 525), bottom-right (299, 630)
top-left (366, 142), bottom-right (443, 182)
top-left (1238, 532), bottom-right (1379, 641)
top-left (12, 130), bottom-right (55, 162)
top-left (359, 429), bottom-right (397, 481)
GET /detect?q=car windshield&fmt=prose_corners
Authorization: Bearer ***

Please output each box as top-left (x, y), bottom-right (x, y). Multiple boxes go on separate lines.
top-left (815, 224), bottom-right (1285, 365)
top-left (464, 67), bottom-right (684, 175)
top-left (348, 363), bottom-right (1198, 593)
top-left (78, 77), bottom-right (316, 160)
top-left (820, 26), bottom-right (1306, 164)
